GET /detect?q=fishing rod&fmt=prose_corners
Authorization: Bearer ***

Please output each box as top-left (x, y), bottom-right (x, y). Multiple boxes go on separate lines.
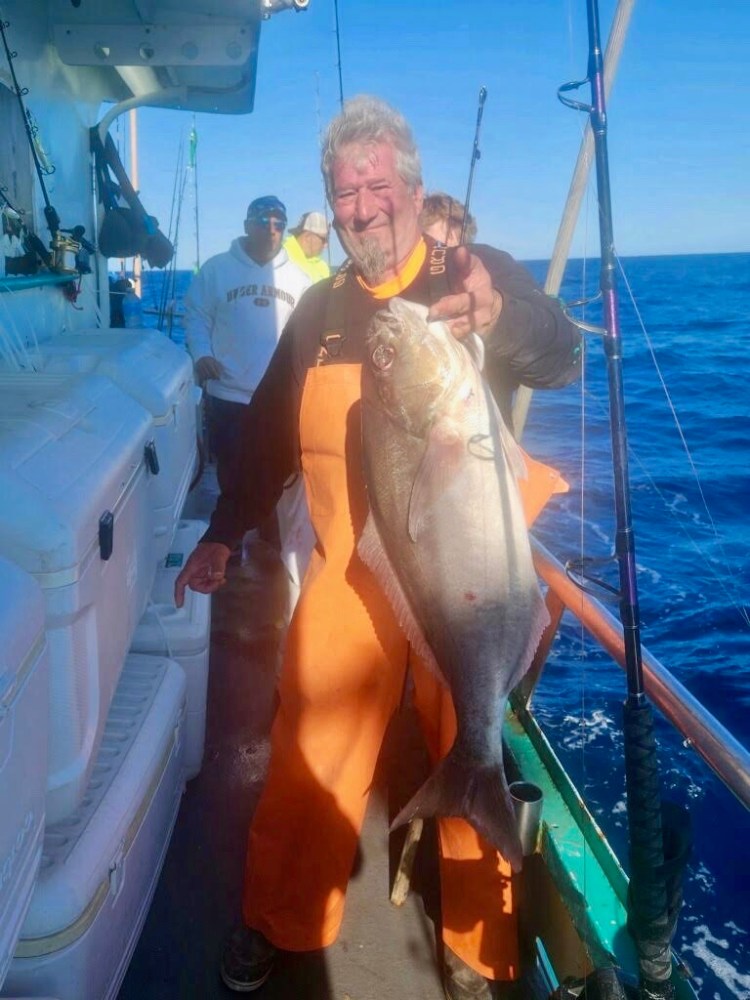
top-left (559, 2), bottom-right (691, 998)
top-left (460, 86), bottom-right (487, 244)
top-left (0, 16), bottom-right (59, 244)
top-left (333, 0), bottom-right (345, 111)
top-left (1, 15), bottom-right (92, 278)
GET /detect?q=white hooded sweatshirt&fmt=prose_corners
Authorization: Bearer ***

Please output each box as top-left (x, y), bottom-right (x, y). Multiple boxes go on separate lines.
top-left (184, 238), bottom-right (312, 404)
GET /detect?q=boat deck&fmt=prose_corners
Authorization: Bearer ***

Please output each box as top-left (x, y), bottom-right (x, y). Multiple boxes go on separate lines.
top-left (118, 468), bottom-right (454, 999)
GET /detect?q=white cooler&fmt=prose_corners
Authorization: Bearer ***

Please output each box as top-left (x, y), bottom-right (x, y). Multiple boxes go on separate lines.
top-left (22, 330), bottom-right (197, 563)
top-left (2, 653), bottom-right (186, 1000)
top-left (0, 559), bottom-right (50, 989)
top-left (0, 372), bottom-right (156, 824)
top-left (130, 520), bottom-right (211, 779)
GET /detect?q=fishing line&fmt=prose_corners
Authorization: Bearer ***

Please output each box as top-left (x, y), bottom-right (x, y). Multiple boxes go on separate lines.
top-left (615, 256), bottom-right (750, 629)
top-left (189, 116), bottom-right (200, 273)
top-left (564, 177), bottom-right (747, 631)
top-left (69, 277), bottom-right (104, 330)
top-left (158, 135), bottom-right (186, 328)
top-left (564, 379), bottom-right (750, 635)
top-left (565, 331), bottom-right (750, 628)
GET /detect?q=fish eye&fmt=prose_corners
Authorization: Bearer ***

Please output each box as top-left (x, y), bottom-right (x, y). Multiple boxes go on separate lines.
top-left (371, 343), bottom-right (396, 371)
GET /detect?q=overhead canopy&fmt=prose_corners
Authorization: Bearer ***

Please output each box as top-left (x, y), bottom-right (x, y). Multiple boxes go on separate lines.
top-left (44, 0), bottom-right (306, 115)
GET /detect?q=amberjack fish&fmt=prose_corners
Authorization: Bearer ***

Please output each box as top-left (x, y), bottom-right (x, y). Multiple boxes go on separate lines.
top-left (358, 297), bottom-right (549, 871)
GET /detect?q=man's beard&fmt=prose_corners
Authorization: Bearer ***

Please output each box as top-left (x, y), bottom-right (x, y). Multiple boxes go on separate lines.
top-left (340, 233), bottom-right (388, 284)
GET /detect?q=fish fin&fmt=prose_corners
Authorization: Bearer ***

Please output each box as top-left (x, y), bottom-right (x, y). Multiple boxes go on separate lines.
top-left (357, 511), bottom-right (441, 674)
top-left (390, 751), bottom-right (524, 873)
top-left (503, 426), bottom-right (528, 483)
top-left (407, 418), bottom-right (465, 542)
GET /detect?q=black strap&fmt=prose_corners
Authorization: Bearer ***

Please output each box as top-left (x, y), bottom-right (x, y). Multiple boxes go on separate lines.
top-left (318, 258), bottom-right (354, 364)
top-left (90, 129), bottom-right (123, 213)
top-left (425, 241), bottom-right (453, 302)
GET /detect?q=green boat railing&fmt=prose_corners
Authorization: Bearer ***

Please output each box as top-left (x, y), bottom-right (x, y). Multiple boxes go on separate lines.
top-left (527, 538), bottom-right (750, 811)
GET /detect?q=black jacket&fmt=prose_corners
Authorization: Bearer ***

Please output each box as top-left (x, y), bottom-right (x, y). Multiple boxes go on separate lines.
top-left (204, 240), bottom-right (581, 547)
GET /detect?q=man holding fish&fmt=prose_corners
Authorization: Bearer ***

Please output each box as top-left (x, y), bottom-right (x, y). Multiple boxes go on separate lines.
top-left (175, 95), bottom-right (581, 998)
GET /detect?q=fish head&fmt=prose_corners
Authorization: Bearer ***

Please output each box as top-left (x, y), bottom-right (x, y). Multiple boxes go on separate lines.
top-left (364, 297), bottom-right (469, 437)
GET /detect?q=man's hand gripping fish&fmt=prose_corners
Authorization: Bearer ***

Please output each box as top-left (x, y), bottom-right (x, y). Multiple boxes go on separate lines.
top-left (358, 297), bottom-right (549, 872)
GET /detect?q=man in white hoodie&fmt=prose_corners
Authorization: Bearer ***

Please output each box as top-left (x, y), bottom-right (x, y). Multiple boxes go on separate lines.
top-left (185, 195), bottom-right (311, 469)
top-left (186, 196), bottom-right (314, 602)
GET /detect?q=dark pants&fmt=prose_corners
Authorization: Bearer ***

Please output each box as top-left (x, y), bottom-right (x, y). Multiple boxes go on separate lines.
top-left (205, 395), bottom-right (246, 470)
top-left (206, 395), bottom-right (280, 550)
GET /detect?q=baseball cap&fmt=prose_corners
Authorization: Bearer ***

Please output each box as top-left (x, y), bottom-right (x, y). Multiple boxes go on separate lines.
top-left (298, 211), bottom-right (328, 238)
top-left (246, 196), bottom-right (287, 224)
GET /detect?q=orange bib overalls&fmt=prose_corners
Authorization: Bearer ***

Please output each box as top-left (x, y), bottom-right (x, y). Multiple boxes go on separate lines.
top-left (242, 361), bottom-right (564, 980)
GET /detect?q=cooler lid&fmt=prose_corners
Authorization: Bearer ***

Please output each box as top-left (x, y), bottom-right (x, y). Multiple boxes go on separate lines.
top-left (18, 654), bottom-right (186, 943)
top-left (0, 372), bottom-right (152, 577)
top-left (42, 330), bottom-right (193, 419)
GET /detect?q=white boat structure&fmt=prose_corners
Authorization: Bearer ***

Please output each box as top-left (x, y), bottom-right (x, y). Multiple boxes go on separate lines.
top-left (0, 2), bottom-right (748, 999)
top-left (0, 2), bottom-right (301, 998)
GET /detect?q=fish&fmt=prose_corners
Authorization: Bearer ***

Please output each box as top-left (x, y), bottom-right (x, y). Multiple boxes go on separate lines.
top-left (357, 297), bottom-right (549, 872)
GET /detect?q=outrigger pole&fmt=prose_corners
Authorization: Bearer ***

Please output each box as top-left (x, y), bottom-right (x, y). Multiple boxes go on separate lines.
top-left (558, 1), bottom-right (691, 997)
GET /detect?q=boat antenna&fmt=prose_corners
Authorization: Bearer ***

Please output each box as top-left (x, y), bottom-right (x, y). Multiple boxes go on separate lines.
top-left (460, 86), bottom-right (487, 245)
top-left (559, 2), bottom-right (691, 997)
top-left (333, 0), bottom-right (345, 110)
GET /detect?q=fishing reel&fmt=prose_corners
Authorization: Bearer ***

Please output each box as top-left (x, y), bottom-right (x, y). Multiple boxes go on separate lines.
top-left (51, 225), bottom-right (94, 275)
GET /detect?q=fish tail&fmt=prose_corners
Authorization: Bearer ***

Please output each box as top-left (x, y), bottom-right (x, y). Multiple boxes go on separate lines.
top-left (390, 752), bottom-right (524, 873)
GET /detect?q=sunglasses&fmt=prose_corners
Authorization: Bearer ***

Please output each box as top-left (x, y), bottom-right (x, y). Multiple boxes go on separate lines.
top-left (249, 215), bottom-right (286, 231)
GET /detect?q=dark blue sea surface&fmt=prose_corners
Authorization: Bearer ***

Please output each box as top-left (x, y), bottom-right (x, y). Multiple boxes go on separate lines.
top-left (143, 252), bottom-right (750, 999)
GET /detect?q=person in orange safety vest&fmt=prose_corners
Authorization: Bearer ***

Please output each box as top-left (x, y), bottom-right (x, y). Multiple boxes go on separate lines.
top-left (175, 95), bottom-right (581, 1000)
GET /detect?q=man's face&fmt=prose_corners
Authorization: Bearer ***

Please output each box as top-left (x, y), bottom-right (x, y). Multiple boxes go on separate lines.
top-left (330, 140), bottom-right (423, 284)
top-left (304, 231), bottom-right (327, 258)
top-left (244, 212), bottom-right (285, 263)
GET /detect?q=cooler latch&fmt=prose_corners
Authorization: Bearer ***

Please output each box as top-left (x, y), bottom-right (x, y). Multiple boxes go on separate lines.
top-left (99, 510), bottom-right (114, 560)
top-left (144, 440), bottom-right (160, 475)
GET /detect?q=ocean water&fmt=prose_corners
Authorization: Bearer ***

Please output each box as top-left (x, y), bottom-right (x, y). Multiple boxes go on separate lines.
top-left (142, 252), bottom-right (750, 999)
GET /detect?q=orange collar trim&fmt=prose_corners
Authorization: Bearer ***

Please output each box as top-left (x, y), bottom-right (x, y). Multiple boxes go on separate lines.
top-left (355, 238), bottom-right (427, 299)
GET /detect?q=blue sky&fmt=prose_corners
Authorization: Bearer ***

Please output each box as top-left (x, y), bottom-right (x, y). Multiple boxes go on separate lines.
top-left (130, 0), bottom-right (749, 270)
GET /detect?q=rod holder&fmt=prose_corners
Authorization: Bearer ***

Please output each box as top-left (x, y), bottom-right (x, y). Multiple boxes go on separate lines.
top-left (509, 781), bottom-right (543, 856)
